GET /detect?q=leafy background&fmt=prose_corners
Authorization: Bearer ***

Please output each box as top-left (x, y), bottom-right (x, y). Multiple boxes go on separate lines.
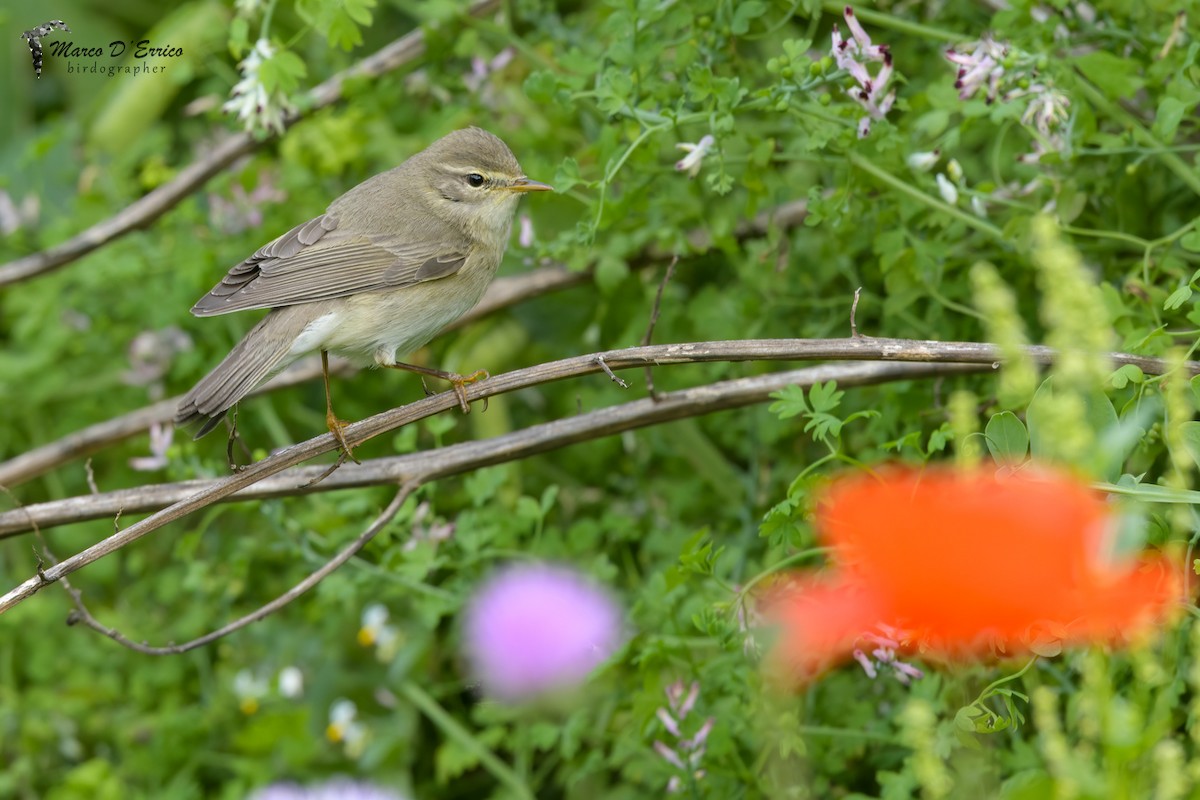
top-left (1, 0), bottom-right (1199, 797)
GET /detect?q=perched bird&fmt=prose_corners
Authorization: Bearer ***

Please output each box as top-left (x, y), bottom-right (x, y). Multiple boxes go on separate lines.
top-left (175, 127), bottom-right (551, 458)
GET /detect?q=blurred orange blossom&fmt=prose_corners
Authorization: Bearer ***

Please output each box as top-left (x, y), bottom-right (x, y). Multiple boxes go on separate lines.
top-left (766, 466), bottom-right (1182, 682)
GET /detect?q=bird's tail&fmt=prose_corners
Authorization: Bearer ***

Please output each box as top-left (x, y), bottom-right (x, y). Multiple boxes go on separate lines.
top-left (175, 310), bottom-right (305, 439)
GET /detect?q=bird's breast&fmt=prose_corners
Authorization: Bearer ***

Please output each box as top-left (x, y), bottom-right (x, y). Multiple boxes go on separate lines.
top-left (286, 251), bottom-right (502, 367)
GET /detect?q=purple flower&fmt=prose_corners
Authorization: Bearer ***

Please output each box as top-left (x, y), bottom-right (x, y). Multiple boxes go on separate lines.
top-left (461, 563), bottom-right (623, 701)
top-left (247, 778), bottom-right (408, 800)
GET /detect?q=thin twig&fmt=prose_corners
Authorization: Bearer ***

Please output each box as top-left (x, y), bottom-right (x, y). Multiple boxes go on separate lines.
top-left (850, 287), bottom-right (864, 338)
top-left (0, 0), bottom-right (503, 288)
top-left (641, 255), bottom-right (679, 398)
top-left (65, 483), bottom-right (416, 654)
top-left (593, 355), bottom-right (630, 389)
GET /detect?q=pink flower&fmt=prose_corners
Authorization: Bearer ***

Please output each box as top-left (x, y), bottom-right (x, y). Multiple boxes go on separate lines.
top-left (462, 563), bottom-right (623, 701)
top-left (831, 7), bottom-right (896, 138)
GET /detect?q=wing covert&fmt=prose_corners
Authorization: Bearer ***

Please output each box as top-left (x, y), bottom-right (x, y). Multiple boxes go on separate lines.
top-left (190, 213), bottom-right (468, 316)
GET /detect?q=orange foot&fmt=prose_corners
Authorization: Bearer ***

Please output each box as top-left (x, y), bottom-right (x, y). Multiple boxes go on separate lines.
top-left (326, 409), bottom-right (361, 465)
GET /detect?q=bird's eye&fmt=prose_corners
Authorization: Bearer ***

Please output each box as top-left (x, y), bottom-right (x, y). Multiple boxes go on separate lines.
top-left (466, 173), bottom-right (486, 188)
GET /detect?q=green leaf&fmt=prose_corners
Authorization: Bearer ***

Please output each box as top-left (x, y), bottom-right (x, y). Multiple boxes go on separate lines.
top-left (768, 384), bottom-right (810, 419)
top-left (1074, 51), bottom-right (1145, 99)
top-left (594, 253), bottom-right (629, 294)
top-left (927, 424), bottom-right (953, 454)
top-left (1180, 422), bottom-right (1200, 470)
top-left (807, 381), bottom-right (844, 413)
top-left (523, 70), bottom-right (558, 104)
top-left (1164, 282), bottom-right (1192, 311)
top-left (554, 157), bottom-right (582, 194)
top-left (298, 0), bottom-right (377, 50)
top-left (1109, 364), bottom-right (1144, 389)
top-left (985, 411), bottom-right (1029, 465)
top-left (731, 1), bottom-right (767, 35)
top-left (954, 706), bottom-right (981, 732)
top-left (229, 16), bottom-right (249, 57)
top-left (1153, 97), bottom-right (1187, 142)
top-left (596, 68), bottom-right (634, 114)
top-left (1180, 230), bottom-right (1200, 253)
top-left (257, 48), bottom-right (307, 95)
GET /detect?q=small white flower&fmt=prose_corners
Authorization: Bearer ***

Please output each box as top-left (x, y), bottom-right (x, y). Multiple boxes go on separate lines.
top-left (907, 150), bottom-right (940, 171)
top-left (946, 158), bottom-right (963, 183)
top-left (0, 191), bottom-right (39, 236)
top-left (128, 422), bottom-right (174, 472)
top-left (936, 173), bottom-right (959, 205)
top-left (675, 135), bottom-right (715, 178)
top-left (358, 603), bottom-right (401, 661)
top-left (234, 670), bottom-right (268, 715)
top-left (327, 699), bottom-right (367, 758)
top-left (518, 214), bottom-right (535, 248)
top-left (224, 38), bottom-right (295, 135)
top-left (971, 195), bottom-right (989, 217)
top-left (278, 666), bottom-right (304, 698)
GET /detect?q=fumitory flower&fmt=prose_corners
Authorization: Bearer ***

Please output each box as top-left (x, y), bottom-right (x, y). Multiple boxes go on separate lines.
top-left (224, 38), bottom-right (297, 135)
top-left (944, 36), bottom-right (1009, 104)
top-left (943, 37), bottom-right (1073, 163)
top-left (675, 135), bottom-right (715, 178)
top-left (765, 466), bottom-right (1180, 683)
top-left (831, 6), bottom-right (896, 138)
top-left (653, 680), bottom-right (714, 793)
top-left (461, 563), bottom-right (623, 701)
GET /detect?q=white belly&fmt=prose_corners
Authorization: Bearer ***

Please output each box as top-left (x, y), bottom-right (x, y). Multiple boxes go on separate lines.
top-left (285, 270), bottom-right (493, 367)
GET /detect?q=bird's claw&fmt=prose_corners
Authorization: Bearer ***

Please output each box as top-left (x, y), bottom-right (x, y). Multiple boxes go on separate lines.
top-left (450, 369), bottom-right (489, 414)
top-left (326, 410), bottom-right (361, 464)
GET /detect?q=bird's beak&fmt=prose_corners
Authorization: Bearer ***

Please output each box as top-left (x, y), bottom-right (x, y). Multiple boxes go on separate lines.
top-left (505, 177), bottom-right (554, 193)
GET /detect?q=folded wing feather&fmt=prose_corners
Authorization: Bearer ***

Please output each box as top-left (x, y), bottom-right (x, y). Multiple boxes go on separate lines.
top-left (190, 213), bottom-right (468, 316)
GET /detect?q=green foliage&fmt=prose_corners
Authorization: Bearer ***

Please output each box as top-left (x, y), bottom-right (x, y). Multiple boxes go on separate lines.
top-left (3, 0), bottom-right (1200, 798)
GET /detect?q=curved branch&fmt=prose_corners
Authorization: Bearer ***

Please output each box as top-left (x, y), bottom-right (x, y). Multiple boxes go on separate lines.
top-left (0, 0), bottom-right (502, 288)
top-left (63, 483), bottom-right (417, 654)
top-left (2, 361), bottom-right (986, 535)
top-left (0, 199), bottom-right (807, 486)
top-left (0, 336), bottom-right (1191, 612)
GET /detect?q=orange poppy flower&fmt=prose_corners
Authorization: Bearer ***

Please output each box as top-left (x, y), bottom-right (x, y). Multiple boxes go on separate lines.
top-left (767, 466), bottom-right (1180, 682)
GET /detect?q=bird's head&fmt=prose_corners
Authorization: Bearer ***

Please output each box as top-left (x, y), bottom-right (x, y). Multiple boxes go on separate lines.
top-left (416, 127), bottom-right (552, 240)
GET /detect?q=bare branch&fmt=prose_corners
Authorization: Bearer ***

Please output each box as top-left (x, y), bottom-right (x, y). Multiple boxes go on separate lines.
top-left (1, 336), bottom-right (1192, 613)
top-left (0, 0), bottom-right (502, 288)
top-left (65, 483), bottom-right (416, 654)
top-left (1, 361), bottom-right (985, 536)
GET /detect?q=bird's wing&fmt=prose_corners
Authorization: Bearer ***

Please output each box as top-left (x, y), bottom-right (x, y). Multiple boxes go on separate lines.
top-left (190, 213), bottom-right (469, 316)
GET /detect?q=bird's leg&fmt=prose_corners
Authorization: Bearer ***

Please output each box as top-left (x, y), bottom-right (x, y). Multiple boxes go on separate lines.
top-left (322, 350), bottom-right (360, 464)
top-left (386, 361), bottom-right (489, 413)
